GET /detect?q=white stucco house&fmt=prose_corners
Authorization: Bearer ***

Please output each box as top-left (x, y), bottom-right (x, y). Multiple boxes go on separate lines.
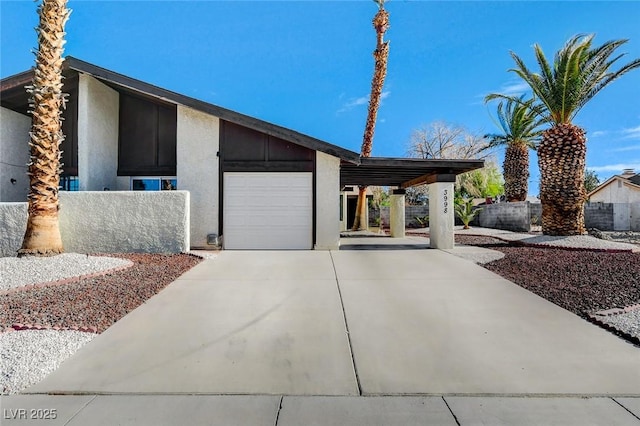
top-left (588, 169), bottom-right (640, 204)
top-left (587, 169), bottom-right (640, 231)
top-left (1, 57), bottom-right (482, 250)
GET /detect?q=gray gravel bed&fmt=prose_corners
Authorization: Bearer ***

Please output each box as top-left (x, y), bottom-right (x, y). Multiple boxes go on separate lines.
top-left (598, 310), bottom-right (640, 341)
top-left (455, 227), bottom-right (639, 251)
top-left (0, 253), bottom-right (132, 291)
top-left (0, 329), bottom-right (96, 395)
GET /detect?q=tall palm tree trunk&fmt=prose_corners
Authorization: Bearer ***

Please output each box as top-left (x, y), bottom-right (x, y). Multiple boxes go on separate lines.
top-left (352, 4), bottom-right (389, 230)
top-left (18, 0), bottom-right (70, 256)
top-left (538, 123), bottom-right (587, 235)
top-left (503, 143), bottom-right (529, 202)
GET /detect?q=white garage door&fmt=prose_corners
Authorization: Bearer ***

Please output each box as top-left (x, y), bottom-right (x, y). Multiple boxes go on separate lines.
top-left (223, 172), bottom-right (313, 249)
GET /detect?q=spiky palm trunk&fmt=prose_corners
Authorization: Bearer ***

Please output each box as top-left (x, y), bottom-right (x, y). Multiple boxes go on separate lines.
top-left (503, 143), bottom-right (529, 202)
top-left (352, 5), bottom-right (389, 230)
top-left (537, 123), bottom-right (587, 235)
top-left (18, 0), bottom-right (70, 256)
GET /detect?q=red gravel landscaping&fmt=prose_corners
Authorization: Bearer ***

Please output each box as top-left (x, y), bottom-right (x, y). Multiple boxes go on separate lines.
top-left (455, 235), bottom-right (640, 317)
top-left (0, 253), bottom-right (201, 333)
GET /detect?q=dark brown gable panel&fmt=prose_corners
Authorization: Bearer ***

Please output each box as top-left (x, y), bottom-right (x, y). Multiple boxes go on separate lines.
top-left (157, 104), bottom-right (177, 167)
top-left (221, 120), bottom-right (314, 172)
top-left (223, 121), bottom-right (267, 161)
top-left (268, 136), bottom-right (314, 161)
top-left (118, 93), bottom-right (176, 176)
top-left (61, 76), bottom-right (79, 176)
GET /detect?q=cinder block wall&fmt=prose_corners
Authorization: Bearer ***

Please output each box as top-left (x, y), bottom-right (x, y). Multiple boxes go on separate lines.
top-left (584, 202), bottom-right (614, 230)
top-left (478, 202), bottom-right (531, 232)
top-left (529, 203), bottom-right (542, 226)
top-left (0, 191), bottom-right (190, 257)
top-left (369, 201), bottom-right (640, 233)
top-left (631, 203), bottom-right (640, 232)
top-left (371, 205), bottom-right (430, 227)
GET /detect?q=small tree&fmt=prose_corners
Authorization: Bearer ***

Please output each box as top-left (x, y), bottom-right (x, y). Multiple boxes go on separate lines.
top-left (407, 121), bottom-right (491, 160)
top-left (407, 121), bottom-right (503, 201)
top-left (456, 160), bottom-right (504, 199)
top-left (584, 169), bottom-right (600, 193)
top-left (455, 198), bottom-right (482, 229)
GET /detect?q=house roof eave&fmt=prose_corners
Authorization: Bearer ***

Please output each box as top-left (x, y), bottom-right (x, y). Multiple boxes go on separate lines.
top-left (63, 57), bottom-right (361, 163)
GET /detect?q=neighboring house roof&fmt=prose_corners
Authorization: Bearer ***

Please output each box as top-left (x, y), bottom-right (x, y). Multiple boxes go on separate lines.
top-left (1, 57), bottom-right (484, 188)
top-left (588, 174), bottom-right (640, 199)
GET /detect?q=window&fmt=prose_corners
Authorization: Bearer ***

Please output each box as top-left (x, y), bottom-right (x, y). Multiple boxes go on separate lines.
top-left (131, 177), bottom-right (177, 191)
top-left (60, 176), bottom-right (79, 191)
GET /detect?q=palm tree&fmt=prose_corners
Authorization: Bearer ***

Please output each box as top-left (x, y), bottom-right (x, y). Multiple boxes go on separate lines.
top-left (18, 0), bottom-right (70, 256)
top-left (352, 0), bottom-right (390, 230)
top-left (498, 34), bottom-right (640, 235)
top-left (483, 96), bottom-right (542, 202)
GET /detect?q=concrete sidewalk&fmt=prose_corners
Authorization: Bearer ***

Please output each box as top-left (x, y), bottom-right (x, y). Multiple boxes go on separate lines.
top-left (2, 394), bottom-right (639, 425)
top-left (8, 238), bottom-right (640, 424)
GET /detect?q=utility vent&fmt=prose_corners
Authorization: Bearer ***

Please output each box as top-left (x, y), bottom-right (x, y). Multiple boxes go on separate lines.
top-left (207, 234), bottom-right (219, 245)
top-left (622, 168), bottom-right (635, 176)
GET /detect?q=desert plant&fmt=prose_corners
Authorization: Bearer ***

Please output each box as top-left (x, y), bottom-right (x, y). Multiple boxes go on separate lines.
top-left (455, 199), bottom-right (481, 229)
top-left (414, 215), bottom-right (429, 228)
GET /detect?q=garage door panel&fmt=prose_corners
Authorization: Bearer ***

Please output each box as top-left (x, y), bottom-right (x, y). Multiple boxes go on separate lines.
top-left (224, 172), bottom-right (313, 249)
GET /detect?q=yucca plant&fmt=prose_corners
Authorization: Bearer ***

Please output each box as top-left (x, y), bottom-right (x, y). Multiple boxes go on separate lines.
top-left (455, 198), bottom-right (481, 229)
top-left (483, 96), bottom-right (543, 202)
top-left (352, 0), bottom-right (390, 230)
top-left (19, 0), bottom-right (70, 256)
top-left (492, 34), bottom-right (640, 235)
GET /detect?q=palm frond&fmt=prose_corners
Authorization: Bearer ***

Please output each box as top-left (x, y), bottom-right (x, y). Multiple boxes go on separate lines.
top-left (483, 95), bottom-right (543, 151)
top-left (503, 34), bottom-right (640, 125)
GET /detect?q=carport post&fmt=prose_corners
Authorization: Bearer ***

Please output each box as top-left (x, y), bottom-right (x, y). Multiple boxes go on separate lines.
top-left (390, 189), bottom-right (405, 237)
top-left (428, 178), bottom-right (455, 249)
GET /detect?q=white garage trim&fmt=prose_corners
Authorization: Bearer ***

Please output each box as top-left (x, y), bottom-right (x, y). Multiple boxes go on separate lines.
top-left (223, 172), bottom-right (313, 249)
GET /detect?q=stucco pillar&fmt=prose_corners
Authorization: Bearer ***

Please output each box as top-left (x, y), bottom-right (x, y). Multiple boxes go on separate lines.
top-left (315, 152), bottom-right (340, 250)
top-left (390, 189), bottom-right (405, 238)
top-left (428, 181), bottom-right (455, 249)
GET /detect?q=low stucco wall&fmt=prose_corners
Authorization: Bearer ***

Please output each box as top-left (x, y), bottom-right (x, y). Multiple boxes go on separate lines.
top-left (0, 202), bottom-right (29, 257)
top-left (1, 191), bottom-right (190, 257)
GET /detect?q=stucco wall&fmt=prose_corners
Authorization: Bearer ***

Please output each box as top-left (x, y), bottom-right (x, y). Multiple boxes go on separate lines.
top-left (590, 179), bottom-right (640, 203)
top-left (315, 151), bottom-right (340, 250)
top-left (176, 105), bottom-right (219, 248)
top-left (630, 187), bottom-right (640, 203)
top-left (0, 107), bottom-right (30, 202)
top-left (78, 74), bottom-right (119, 191)
top-left (0, 202), bottom-right (29, 256)
top-left (631, 203), bottom-right (640, 232)
top-left (0, 191), bottom-right (189, 257)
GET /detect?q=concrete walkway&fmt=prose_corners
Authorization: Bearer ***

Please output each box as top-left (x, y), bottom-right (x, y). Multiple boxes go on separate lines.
top-left (4, 237), bottom-right (640, 424)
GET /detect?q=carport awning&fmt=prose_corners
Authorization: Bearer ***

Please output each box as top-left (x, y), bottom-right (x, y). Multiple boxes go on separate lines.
top-left (340, 157), bottom-right (485, 188)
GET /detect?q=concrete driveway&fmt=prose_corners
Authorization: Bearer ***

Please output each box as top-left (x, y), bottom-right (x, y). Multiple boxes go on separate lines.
top-left (27, 239), bottom-right (640, 396)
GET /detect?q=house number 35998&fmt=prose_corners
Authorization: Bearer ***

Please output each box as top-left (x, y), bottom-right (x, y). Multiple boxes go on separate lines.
top-left (443, 189), bottom-right (449, 214)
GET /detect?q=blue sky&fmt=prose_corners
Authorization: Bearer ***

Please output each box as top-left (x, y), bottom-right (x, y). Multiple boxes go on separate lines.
top-left (2, 0), bottom-right (640, 196)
